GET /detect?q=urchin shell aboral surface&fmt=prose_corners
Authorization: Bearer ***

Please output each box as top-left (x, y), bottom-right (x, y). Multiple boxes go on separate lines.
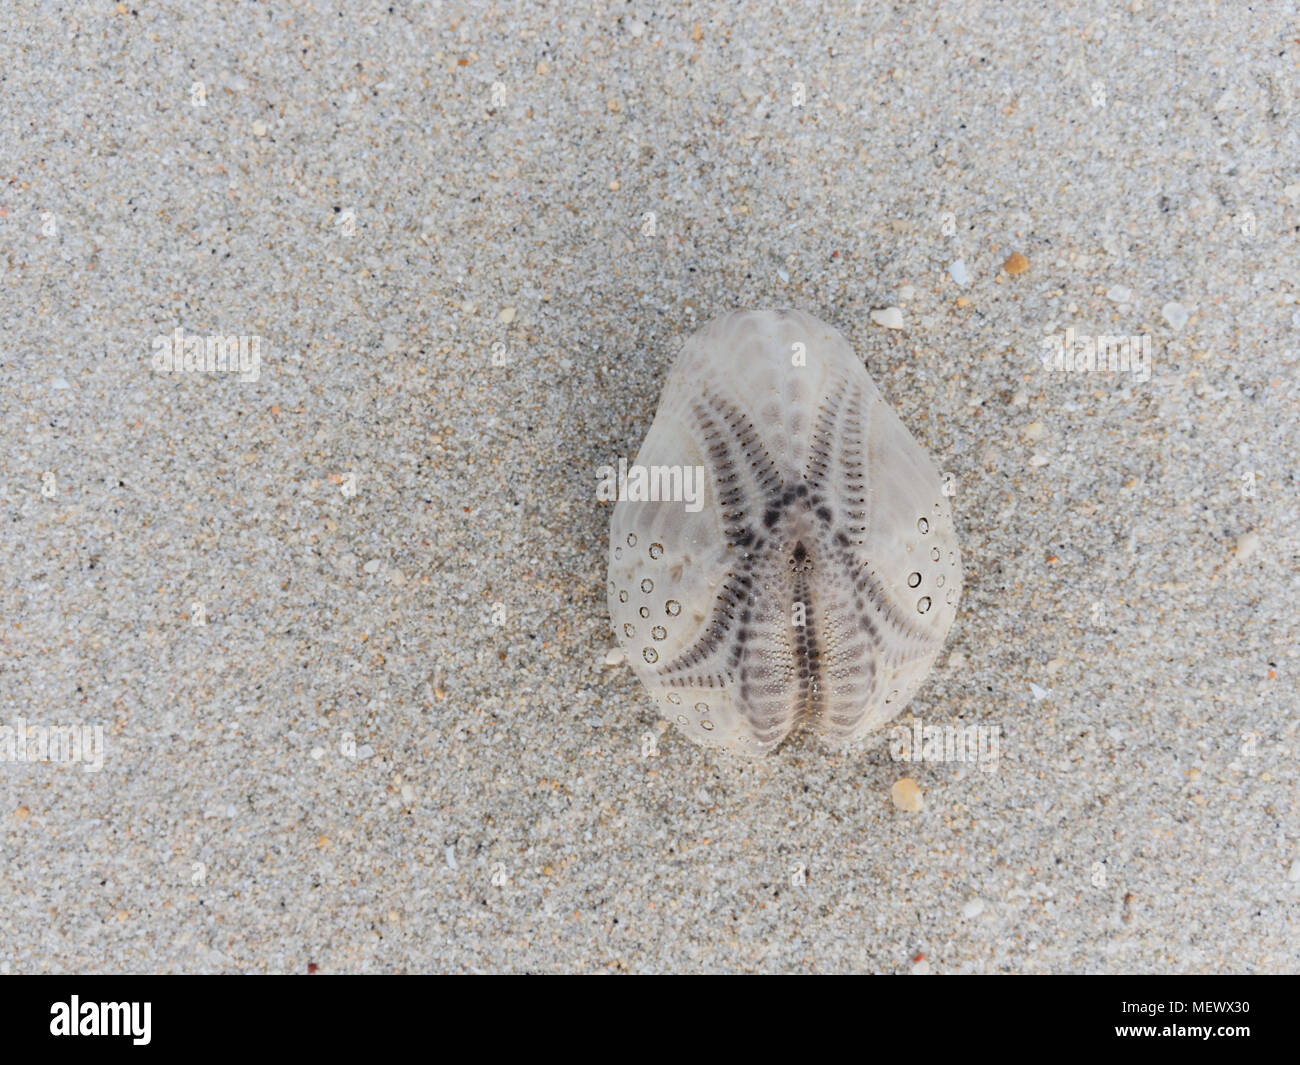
top-left (607, 309), bottom-right (962, 756)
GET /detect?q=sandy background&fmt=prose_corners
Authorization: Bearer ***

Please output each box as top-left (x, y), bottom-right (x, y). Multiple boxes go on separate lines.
top-left (1, 0), bottom-right (1297, 973)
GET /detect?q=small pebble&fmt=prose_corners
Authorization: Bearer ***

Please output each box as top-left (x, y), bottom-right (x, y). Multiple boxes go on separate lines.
top-left (603, 647), bottom-right (626, 666)
top-left (1234, 531), bottom-right (1260, 561)
top-left (948, 259), bottom-right (969, 286)
top-left (870, 307), bottom-right (904, 330)
top-left (1029, 682), bottom-right (1050, 701)
top-left (1288, 859), bottom-right (1300, 882)
top-left (1162, 301), bottom-right (1189, 331)
top-left (1106, 285), bottom-right (1132, 303)
top-left (891, 777), bottom-right (924, 812)
top-left (51, 377), bottom-right (70, 390)
top-left (498, 306), bottom-right (517, 324)
top-left (898, 284), bottom-right (916, 301)
top-left (363, 559), bottom-right (381, 574)
top-left (962, 898), bottom-right (985, 918)
top-left (252, 120), bottom-right (268, 137)
top-left (910, 958), bottom-right (932, 974)
top-left (1003, 252), bottom-right (1029, 275)
top-left (1020, 420), bottom-right (1047, 442)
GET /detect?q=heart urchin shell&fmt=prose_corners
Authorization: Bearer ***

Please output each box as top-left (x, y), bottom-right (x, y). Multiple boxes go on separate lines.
top-left (607, 309), bottom-right (962, 756)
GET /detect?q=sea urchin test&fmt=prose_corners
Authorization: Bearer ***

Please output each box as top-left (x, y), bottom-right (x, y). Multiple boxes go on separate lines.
top-left (607, 309), bottom-right (961, 755)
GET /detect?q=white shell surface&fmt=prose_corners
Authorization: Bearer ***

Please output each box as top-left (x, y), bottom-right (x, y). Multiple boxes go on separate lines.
top-left (608, 309), bottom-right (961, 755)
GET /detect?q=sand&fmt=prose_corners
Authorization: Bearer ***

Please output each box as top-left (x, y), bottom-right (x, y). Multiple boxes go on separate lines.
top-left (0, 0), bottom-right (1296, 973)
